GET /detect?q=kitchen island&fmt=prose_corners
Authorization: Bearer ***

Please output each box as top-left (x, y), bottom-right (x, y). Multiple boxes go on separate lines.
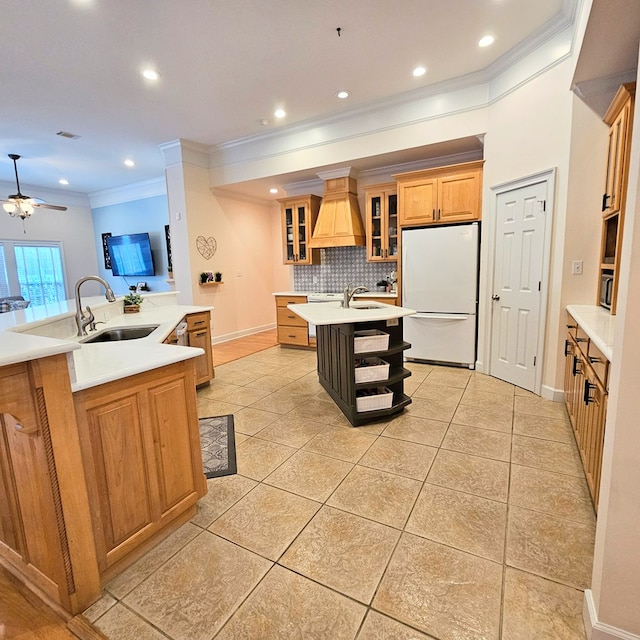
top-left (289, 301), bottom-right (415, 426)
top-left (0, 293), bottom-right (210, 618)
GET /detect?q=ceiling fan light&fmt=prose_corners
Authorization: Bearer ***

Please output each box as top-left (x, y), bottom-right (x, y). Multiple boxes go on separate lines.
top-left (3, 202), bottom-right (16, 213)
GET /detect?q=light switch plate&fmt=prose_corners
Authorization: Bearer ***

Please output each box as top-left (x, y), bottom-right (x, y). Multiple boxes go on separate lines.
top-left (572, 260), bottom-right (583, 275)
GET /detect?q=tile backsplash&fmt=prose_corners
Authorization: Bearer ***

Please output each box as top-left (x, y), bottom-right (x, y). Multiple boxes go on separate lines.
top-left (293, 247), bottom-right (396, 293)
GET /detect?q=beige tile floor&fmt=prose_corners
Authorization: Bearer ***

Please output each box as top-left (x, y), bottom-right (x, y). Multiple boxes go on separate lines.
top-left (84, 346), bottom-right (595, 640)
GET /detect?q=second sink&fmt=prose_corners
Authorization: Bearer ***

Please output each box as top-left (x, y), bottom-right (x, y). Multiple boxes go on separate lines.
top-left (82, 325), bottom-right (160, 343)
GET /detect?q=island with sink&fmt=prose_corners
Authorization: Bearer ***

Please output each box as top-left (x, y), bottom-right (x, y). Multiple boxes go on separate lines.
top-left (289, 298), bottom-right (416, 426)
top-left (0, 290), bottom-right (211, 620)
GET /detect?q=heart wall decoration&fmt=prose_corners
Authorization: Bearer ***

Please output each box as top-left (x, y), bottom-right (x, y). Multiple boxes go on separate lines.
top-left (196, 235), bottom-right (217, 260)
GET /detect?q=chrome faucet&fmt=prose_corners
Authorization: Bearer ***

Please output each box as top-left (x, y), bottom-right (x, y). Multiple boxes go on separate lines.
top-left (343, 283), bottom-right (369, 308)
top-left (75, 275), bottom-right (116, 336)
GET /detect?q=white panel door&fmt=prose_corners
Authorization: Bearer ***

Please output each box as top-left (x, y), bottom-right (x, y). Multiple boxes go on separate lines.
top-left (490, 181), bottom-right (547, 391)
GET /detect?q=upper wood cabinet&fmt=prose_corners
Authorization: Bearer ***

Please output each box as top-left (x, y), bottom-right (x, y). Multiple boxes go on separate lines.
top-left (602, 83), bottom-right (635, 217)
top-left (394, 161), bottom-right (483, 227)
top-left (599, 83), bottom-right (635, 315)
top-left (279, 195), bottom-right (321, 265)
top-left (365, 183), bottom-right (398, 262)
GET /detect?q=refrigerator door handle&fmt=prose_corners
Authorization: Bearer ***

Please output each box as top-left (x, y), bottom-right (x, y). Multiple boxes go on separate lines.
top-left (412, 313), bottom-right (472, 320)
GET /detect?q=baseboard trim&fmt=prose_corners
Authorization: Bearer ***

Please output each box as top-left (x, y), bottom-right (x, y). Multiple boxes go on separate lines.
top-left (583, 590), bottom-right (640, 640)
top-left (211, 323), bottom-right (276, 345)
top-left (541, 384), bottom-right (564, 402)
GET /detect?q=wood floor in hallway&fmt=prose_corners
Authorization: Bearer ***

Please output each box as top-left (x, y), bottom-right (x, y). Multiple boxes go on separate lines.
top-left (213, 329), bottom-right (279, 366)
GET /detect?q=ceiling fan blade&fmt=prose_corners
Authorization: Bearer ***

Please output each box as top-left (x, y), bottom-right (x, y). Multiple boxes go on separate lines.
top-left (32, 202), bottom-right (68, 211)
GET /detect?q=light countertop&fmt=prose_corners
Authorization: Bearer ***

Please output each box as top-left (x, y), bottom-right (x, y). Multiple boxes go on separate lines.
top-left (0, 293), bottom-right (213, 391)
top-left (566, 304), bottom-right (615, 361)
top-left (288, 301), bottom-right (415, 326)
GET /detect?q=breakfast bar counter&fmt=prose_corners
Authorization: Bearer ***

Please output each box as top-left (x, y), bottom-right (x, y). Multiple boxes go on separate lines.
top-left (289, 301), bottom-right (415, 426)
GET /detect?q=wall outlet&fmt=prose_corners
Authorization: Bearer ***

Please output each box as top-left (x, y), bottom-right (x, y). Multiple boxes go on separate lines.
top-left (572, 260), bottom-right (583, 275)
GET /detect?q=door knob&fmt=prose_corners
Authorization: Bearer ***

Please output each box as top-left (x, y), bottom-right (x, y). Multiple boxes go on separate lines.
top-left (492, 294), bottom-right (500, 301)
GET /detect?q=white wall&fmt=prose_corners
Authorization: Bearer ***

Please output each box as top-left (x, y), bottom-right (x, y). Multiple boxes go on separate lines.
top-left (0, 181), bottom-right (100, 297)
top-left (480, 59), bottom-right (575, 396)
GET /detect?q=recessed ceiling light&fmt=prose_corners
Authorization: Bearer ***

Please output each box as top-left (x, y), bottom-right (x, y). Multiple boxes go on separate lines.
top-left (142, 69), bottom-right (160, 80)
top-left (412, 66), bottom-right (427, 77)
top-left (59, 179), bottom-right (69, 185)
top-left (124, 159), bottom-right (135, 167)
top-left (336, 90), bottom-right (350, 99)
top-left (274, 108), bottom-right (286, 119)
top-left (478, 35), bottom-right (495, 48)
top-left (269, 187), bottom-right (278, 194)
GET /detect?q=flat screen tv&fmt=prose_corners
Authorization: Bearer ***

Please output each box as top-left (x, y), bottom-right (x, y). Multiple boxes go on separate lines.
top-left (106, 233), bottom-right (155, 277)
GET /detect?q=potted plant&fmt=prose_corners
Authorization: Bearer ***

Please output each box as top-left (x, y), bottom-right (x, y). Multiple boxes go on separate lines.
top-left (123, 292), bottom-right (143, 313)
top-left (199, 272), bottom-right (208, 284)
top-left (214, 271), bottom-right (222, 282)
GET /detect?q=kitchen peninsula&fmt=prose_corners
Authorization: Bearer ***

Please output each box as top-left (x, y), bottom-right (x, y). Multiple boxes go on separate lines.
top-left (0, 293), bottom-right (211, 618)
top-left (289, 301), bottom-right (415, 426)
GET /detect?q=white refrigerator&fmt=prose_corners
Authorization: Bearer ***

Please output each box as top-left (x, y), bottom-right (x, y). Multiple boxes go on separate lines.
top-left (402, 222), bottom-right (479, 368)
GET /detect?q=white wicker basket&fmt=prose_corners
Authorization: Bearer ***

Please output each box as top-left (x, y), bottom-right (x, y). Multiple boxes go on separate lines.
top-left (356, 387), bottom-right (393, 412)
top-left (354, 357), bottom-right (390, 383)
top-left (353, 329), bottom-right (389, 354)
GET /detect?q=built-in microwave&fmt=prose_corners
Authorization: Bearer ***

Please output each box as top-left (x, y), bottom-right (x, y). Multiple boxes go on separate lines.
top-left (600, 274), bottom-right (614, 310)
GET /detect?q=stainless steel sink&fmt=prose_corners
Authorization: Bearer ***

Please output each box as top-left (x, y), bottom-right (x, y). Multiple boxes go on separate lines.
top-left (82, 325), bottom-right (160, 343)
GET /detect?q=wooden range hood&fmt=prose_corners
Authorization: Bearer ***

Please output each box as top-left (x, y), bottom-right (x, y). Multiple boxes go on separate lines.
top-left (309, 169), bottom-right (366, 248)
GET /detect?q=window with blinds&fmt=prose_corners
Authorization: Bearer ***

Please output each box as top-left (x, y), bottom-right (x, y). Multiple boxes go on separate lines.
top-left (0, 240), bottom-right (67, 304)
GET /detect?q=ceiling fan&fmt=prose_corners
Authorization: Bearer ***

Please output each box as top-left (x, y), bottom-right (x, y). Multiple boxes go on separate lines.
top-left (2, 154), bottom-right (68, 220)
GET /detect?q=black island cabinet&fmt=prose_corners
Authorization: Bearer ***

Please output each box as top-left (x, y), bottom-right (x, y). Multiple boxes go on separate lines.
top-left (316, 317), bottom-right (411, 426)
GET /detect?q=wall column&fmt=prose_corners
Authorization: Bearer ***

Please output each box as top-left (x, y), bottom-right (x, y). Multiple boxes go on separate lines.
top-left (160, 139), bottom-right (211, 305)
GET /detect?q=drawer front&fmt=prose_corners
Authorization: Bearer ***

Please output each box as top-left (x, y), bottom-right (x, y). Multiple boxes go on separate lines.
top-left (277, 326), bottom-right (308, 346)
top-left (276, 295), bottom-right (307, 307)
top-left (588, 341), bottom-right (610, 389)
top-left (186, 312), bottom-right (209, 331)
top-left (565, 312), bottom-right (578, 337)
top-left (277, 307), bottom-right (307, 327)
top-left (575, 325), bottom-right (590, 354)
top-left (356, 297), bottom-right (397, 306)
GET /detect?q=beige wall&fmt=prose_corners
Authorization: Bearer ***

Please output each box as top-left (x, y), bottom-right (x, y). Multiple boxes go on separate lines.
top-left (165, 156), bottom-right (288, 341)
top-left (557, 97), bottom-right (608, 384)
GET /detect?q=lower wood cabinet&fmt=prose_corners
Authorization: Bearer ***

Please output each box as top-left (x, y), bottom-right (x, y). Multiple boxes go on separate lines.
top-left (275, 295), bottom-right (312, 348)
top-left (186, 311), bottom-right (214, 385)
top-left (0, 355), bottom-right (100, 614)
top-left (563, 314), bottom-right (609, 510)
top-left (74, 360), bottom-right (206, 580)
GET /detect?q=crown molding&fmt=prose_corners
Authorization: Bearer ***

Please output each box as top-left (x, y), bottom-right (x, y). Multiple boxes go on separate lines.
top-left (89, 177), bottom-right (166, 209)
top-left (211, 186), bottom-right (275, 207)
top-left (159, 139), bottom-right (210, 169)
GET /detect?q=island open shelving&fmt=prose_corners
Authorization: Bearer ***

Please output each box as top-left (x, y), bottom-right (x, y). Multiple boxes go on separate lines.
top-left (316, 318), bottom-right (412, 426)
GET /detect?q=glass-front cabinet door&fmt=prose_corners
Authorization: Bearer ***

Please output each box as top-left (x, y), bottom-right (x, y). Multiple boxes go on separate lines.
top-left (365, 184), bottom-right (398, 262)
top-left (279, 195), bottom-right (321, 265)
